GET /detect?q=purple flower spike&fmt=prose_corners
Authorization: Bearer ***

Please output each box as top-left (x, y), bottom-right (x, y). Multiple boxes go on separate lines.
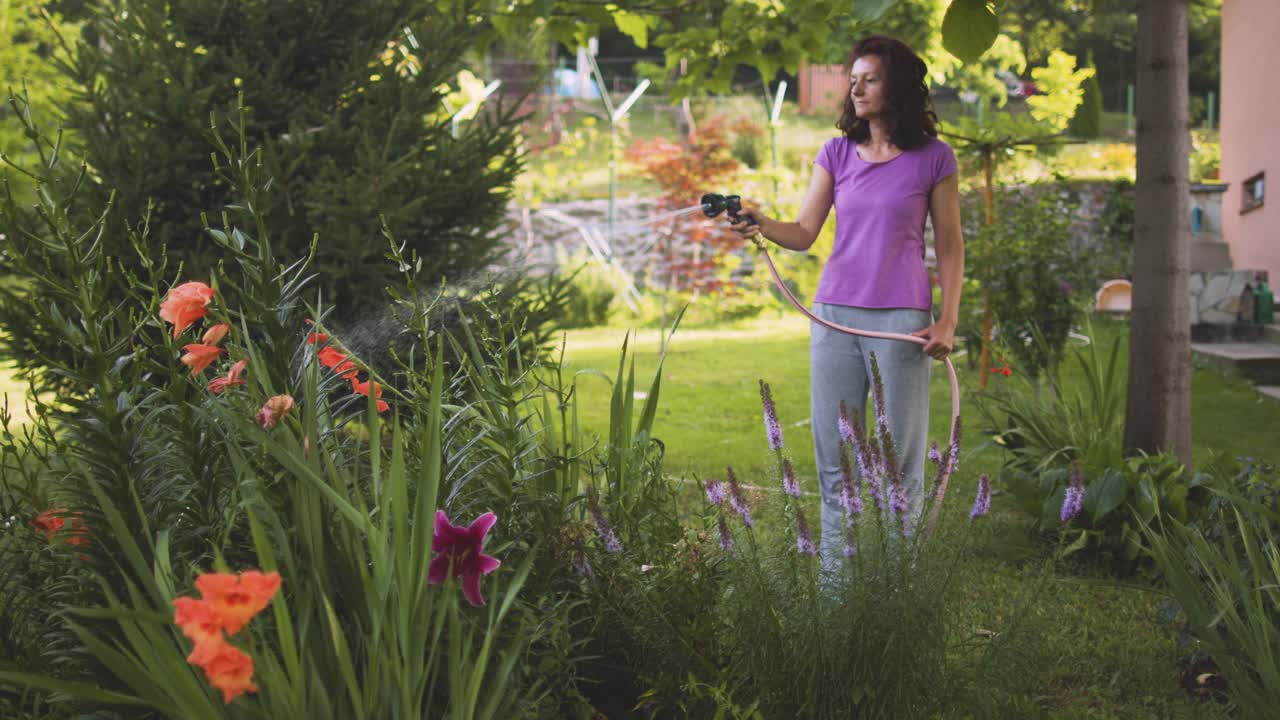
top-left (759, 380), bottom-right (784, 452)
top-left (840, 402), bottom-right (872, 476)
top-left (969, 473), bottom-right (991, 521)
top-left (838, 402), bottom-right (856, 446)
top-left (927, 441), bottom-right (943, 469)
top-left (868, 354), bottom-right (891, 447)
top-left (866, 478), bottom-right (885, 514)
top-left (782, 458), bottom-right (801, 497)
top-left (572, 552), bottom-right (594, 578)
top-left (796, 509), bottom-right (816, 556)
top-left (838, 448), bottom-right (863, 516)
top-left (843, 509), bottom-right (860, 557)
top-left (726, 466), bottom-right (754, 528)
top-left (890, 481), bottom-right (909, 521)
top-left (704, 478), bottom-right (727, 506)
top-left (717, 514), bottom-right (735, 552)
top-left (1060, 461), bottom-right (1085, 523)
top-left (948, 417), bottom-right (963, 477)
top-left (864, 442), bottom-right (885, 513)
top-left (839, 499), bottom-right (860, 556)
top-left (587, 486), bottom-right (623, 553)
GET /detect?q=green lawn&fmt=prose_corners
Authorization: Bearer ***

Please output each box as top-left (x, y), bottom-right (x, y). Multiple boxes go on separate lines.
top-left (556, 313), bottom-right (1268, 718)
top-left (560, 314), bottom-right (1276, 487)
top-left (0, 359), bottom-right (30, 426)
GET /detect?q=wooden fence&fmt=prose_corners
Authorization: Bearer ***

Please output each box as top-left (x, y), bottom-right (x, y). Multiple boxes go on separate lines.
top-left (797, 61), bottom-right (849, 116)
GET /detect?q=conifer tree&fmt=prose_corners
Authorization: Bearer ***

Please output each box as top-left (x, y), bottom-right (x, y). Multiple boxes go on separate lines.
top-left (56, 0), bottom-right (522, 313)
top-left (1068, 55), bottom-right (1104, 139)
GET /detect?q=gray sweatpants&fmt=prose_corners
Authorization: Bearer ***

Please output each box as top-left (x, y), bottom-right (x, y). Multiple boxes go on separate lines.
top-left (810, 303), bottom-right (932, 572)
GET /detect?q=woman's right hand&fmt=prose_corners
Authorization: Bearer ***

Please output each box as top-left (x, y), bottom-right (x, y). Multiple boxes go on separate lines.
top-left (727, 203), bottom-right (764, 240)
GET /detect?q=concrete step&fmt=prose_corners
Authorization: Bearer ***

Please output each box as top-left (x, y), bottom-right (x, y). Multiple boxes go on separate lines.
top-left (1191, 323), bottom-right (1266, 342)
top-left (1192, 341), bottom-right (1280, 385)
top-left (1259, 385), bottom-right (1280, 401)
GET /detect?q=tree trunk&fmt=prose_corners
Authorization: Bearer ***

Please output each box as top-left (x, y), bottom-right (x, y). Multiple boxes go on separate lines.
top-left (979, 148), bottom-right (994, 390)
top-left (1124, 0), bottom-right (1193, 466)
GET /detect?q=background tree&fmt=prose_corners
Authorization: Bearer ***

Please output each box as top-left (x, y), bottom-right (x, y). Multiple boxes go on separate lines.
top-left (483, 0), bottom-right (1003, 94)
top-left (0, 0), bottom-right (526, 378)
top-left (1126, 0), bottom-right (1192, 466)
top-left (999, 0), bottom-right (1218, 120)
top-left (61, 0), bottom-right (524, 314)
top-left (1068, 53), bottom-right (1104, 139)
top-left (942, 49), bottom-right (1094, 386)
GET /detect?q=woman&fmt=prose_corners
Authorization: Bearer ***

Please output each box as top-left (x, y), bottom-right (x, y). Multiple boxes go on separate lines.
top-left (732, 36), bottom-right (964, 565)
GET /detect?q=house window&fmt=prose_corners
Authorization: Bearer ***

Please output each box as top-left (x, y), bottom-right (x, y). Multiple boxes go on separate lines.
top-left (1242, 172), bottom-right (1265, 213)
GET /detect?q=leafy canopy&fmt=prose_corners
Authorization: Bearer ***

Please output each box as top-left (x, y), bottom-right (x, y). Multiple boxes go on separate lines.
top-left (473, 0), bottom-right (1000, 95)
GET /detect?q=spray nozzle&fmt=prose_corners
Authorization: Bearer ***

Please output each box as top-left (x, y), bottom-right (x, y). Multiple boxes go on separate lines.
top-left (700, 193), bottom-right (756, 226)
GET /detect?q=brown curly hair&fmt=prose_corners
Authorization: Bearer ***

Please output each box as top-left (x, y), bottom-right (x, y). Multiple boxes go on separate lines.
top-left (836, 35), bottom-right (939, 151)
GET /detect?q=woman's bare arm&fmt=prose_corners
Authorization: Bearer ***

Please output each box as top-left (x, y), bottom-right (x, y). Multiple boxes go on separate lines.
top-left (929, 173), bottom-right (964, 330)
top-left (729, 165), bottom-right (834, 251)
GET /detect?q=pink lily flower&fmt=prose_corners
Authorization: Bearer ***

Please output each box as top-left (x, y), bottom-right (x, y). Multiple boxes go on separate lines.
top-left (428, 510), bottom-right (501, 607)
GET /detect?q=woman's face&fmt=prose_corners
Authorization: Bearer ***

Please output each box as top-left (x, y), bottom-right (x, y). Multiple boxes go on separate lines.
top-left (849, 54), bottom-right (887, 120)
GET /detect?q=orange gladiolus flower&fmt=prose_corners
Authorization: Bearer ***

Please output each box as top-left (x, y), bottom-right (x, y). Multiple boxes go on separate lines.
top-left (173, 569), bottom-right (279, 704)
top-left (201, 323), bottom-right (231, 346)
top-left (173, 596), bottom-right (226, 664)
top-left (209, 359), bottom-right (248, 394)
top-left (351, 378), bottom-right (389, 413)
top-left (317, 346), bottom-right (345, 368)
top-left (255, 394), bottom-right (295, 429)
top-left (64, 514), bottom-right (91, 546)
top-left (31, 508), bottom-right (89, 547)
top-left (332, 359), bottom-right (357, 380)
top-left (182, 344), bottom-right (225, 376)
top-left (194, 571), bottom-right (282, 635)
top-left (200, 641), bottom-right (258, 704)
top-left (159, 281), bottom-right (216, 338)
top-left (306, 331), bottom-right (328, 345)
top-left (31, 508), bottom-right (65, 539)
top-left (317, 346), bottom-right (359, 380)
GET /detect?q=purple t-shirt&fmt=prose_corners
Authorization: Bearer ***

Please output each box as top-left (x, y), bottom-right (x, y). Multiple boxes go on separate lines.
top-left (813, 136), bottom-right (957, 310)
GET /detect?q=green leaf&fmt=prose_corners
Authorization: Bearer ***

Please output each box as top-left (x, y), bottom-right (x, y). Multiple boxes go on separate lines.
top-left (848, 0), bottom-right (897, 21)
top-left (1061, 529), bottom-right (1089, 558)
top-left (941, 0), bottom-right (999, 63)
top-left (1133, 476), bottom-right (1158, 523)
top-left (1043, 484), bottom-right (1067, 527)
top-left (1084, 468), bottom-right (1128, 521)
top-left (0, 673), bottom-right (155, 708)
top-left (612, 10), bottom-right (651, 49)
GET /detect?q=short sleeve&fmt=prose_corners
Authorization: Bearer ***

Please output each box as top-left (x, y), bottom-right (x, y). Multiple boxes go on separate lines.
top-left (815, 138), bottom-right (837, 175)
top-left (931, 140), bottom-right (958, 186)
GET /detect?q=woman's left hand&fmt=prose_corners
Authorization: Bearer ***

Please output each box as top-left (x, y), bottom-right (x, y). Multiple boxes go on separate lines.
top-left (911, 320), bottom-right (956, 360)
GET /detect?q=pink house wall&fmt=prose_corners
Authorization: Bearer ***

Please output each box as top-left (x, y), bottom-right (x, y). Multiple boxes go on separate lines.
top-left (1221, 0), bottom-right (1280, 282)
